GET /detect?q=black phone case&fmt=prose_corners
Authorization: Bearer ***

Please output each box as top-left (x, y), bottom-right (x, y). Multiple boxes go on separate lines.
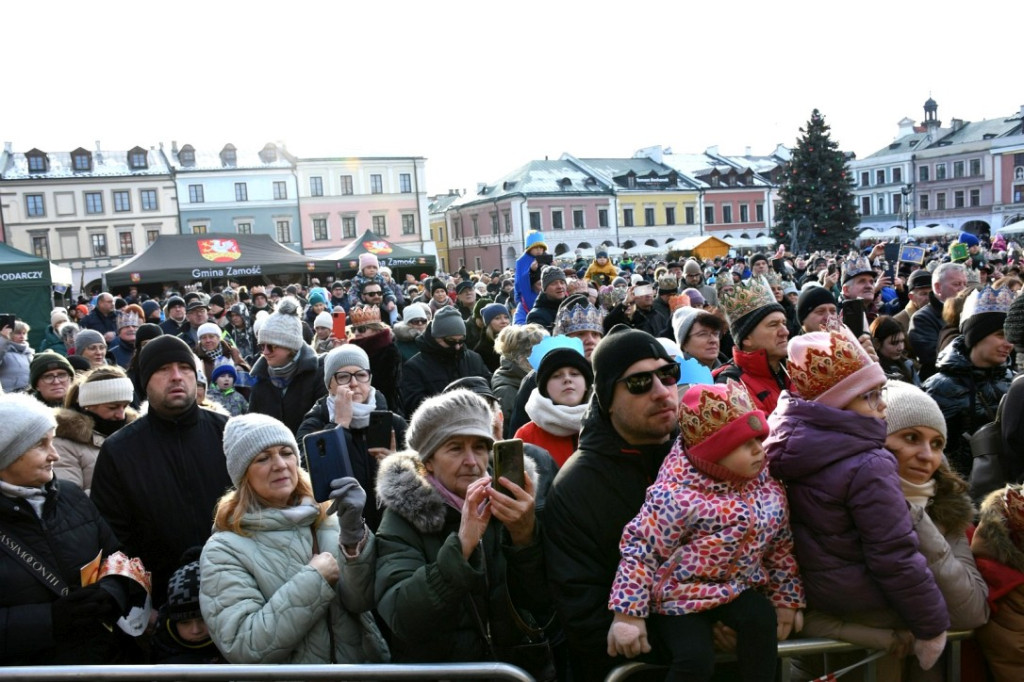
top-left (302, 430), bottom-right (355, 503)
top-left (492, 439), bottom-right (525, 498)
top-left (366, 411), bottom-right (392, 449)
top-left (842, 299), bottom-right (865, 337)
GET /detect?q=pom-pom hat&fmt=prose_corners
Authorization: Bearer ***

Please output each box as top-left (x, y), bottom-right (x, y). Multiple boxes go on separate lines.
top-left (257, 296), bottom-right (304, 352)
top-left (787, 327), bottom-right (887, 408)
top-left (679, 380), bottom-right (768, 482)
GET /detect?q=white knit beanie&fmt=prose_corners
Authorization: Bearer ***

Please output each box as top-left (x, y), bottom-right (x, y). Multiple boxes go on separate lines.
top-left (223, 413), bottom-right (299, 487)
top-left (323, 344), bottom-right (370, 390)
top-left (884, 380), bottom-right (948, 440)
top-left (78, 376), bottom-right (134, 407)
top-left (313, 311), bottom-right (333, 330)
top-left (197, 322), bottom-right (222, 339)
top-left (406, 389), bottom-right (494, 462)
top-left (257, 297), bottom-right (304, 351)
top-left (0, 393), bottom-right (57, 471)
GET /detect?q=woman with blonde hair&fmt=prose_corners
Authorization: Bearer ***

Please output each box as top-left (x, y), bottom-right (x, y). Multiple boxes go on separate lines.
top-left (491, 323), bottom-right (548, 437)
top-left (0, 319), bottom-right (34, 392)
top-left (199, 413), bottom-right (388, 664)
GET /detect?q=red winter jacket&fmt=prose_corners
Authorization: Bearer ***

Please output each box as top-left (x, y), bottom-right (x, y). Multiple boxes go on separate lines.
top-left (514, 421), bottom-right (577, 469)
top-left (712, 347), bottom-right (793, 415)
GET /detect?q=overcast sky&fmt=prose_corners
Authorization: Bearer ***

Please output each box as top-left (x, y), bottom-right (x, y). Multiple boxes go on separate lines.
top-left (6, 1), bottom-right (1018, 196)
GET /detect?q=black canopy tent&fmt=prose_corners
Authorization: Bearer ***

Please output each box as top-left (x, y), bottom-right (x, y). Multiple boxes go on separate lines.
top-left (0, 242), bottom-right (73, 348)
top-left (104, 233), bottom-right (324, 290)
top-left (329, 230), bottom-right (436, 279)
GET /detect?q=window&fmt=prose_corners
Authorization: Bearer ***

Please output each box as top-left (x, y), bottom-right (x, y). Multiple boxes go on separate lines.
top-left (936, 192), bottom-right (946, 210)
top-left (552, 210), bottom-right (564, 230)
top-left (341, 175), bottom-right (353, 195)
top-left (113, 190), bottom-right (131, 212)
top-left (26, 194), bottom-right (44, 217)
top-left (892, 167), bottom-right (902, 183)
top-left (313, 218), bottom-right (329, 240)
top-left (73, 152), bottom-right (91, 171)
top-left (954, 190), bottom-right (965, 208)
top-left (28, 154), bottom-right (47, 172)
top-left (529, 211), bottom-right (541, 230)
top-left (32, 235), bottom-right (49, 259)
top-left (573, 209), bottom-right (585, 228)
top-left (685, 206), bottom-right (695, 224)
top-left (119, 232), bottom-right (134, 256)
top-left (85, 192), bottom-right (104, 214)
top-left (192, 224), bottom-right (208, 234)
top-left (91, 233), bottom-right (108, 257)
top-left (953, 161), bottom-right (965, 178)
top-left (474, 257), bottom-right (482, 271)
top-left (877, 197), bottom-right (885, 214)
top-left (598, 208), bottom-right (609, 227)
top-left (919, 194), bottom-right (929, 210)
top-left (665, 206), bottom-right (675, 225)
top-left (970, 159), bottom-right (982, 177)
top-left (490, 212), bottom-right (499, 234)
top-left (310, 177), bottom-right (323, 197)
top-left (861, 197), bottom-right (871, 215)
top-left (179, 146), bottom-right (195, 166)
top-left (876, 169), bottom-right (885, 185)
top-left (452, 218), bottom-right (461, 241)
top-left (273, 181), bottom-right (287, 200)
top-left (129, 150), bottom-right (147, 169)
top-left (860, 171), bottom-right (870, 186)
top-left (756, 203), bottom-right (764, 222)
top-left (276, 220), bottom-right (292, 242)
top-left (343, 216), bottom-right (357, 238)
top-left (400, 173), bottom-right (412, 193)
top-left (471, 215), bottom-right (479, 236)
top-left (623, 208), bottom-right (634, 227)
top-left (236, 222), bottom-right (252, 234)
top-left (235, 183), bottom-right (248, 201)
top-left (504, 211), bottom-right (512, 234)
top-left (644, 207), bottom-right (655, 225)
top-left (739, 204), bottom-right (749, 222)
top-left (919, 166), bottom-right (930, 182)
top-left (372, 215), bottom-right (387, 236)
top-left (402, 214), bottom-right (416, 235)
top-left (704, 206), bottom-right (714, 224)
top-left (970, 189), bottom-right (980, 207)
top-left (893, 194), bottom-right (903, 215)
top-left (723, 205), bottom-right (733, 223)
top-left (935, 164), bottom-right (946, 180)
top-left (188, 185), bottom-right (205, 203)
top-left (370, 174), bottom-right (383, 194)
top-left (140, 189), bottom-right (158, 211)
top-left (147, 229), bottom-right (160, 245)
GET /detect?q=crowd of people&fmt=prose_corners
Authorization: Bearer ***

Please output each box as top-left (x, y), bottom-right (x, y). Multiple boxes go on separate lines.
top-left (2, 235), bottom-right (1024, 680)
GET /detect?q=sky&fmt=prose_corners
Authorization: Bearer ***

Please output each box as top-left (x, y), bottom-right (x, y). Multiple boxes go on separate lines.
top-left (5, 1), bottom-right (1019, 197)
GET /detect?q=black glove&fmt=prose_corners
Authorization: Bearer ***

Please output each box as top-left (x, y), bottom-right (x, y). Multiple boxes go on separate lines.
top-left (51, 584), bottom-right (122, 635)
top-left (327, 476), bottom-right (367, 547)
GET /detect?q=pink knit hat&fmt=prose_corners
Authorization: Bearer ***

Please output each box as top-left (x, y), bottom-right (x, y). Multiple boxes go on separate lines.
top-left (358, 253), bottom-right (379, 272)
top-left (787, 328), bottom-right (886, 408)
top-left (678, 380), bottom-right (769, 482)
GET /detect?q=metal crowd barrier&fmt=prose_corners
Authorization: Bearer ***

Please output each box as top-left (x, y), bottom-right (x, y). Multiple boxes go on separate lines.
top-left (606, 630), bottom-right (974, 682)
top-left (1, 662), bottom-right (533, 682)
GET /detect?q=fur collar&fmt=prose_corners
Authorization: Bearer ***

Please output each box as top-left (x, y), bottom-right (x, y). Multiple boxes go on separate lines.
top-left (54, 406), bottom-right (138, 445)
top-left (926, 464), bottom-right (974, 536)
top-left (376, 450), bottom-right (540, 535)
top-left (975, 485), bottom-right (1024, 573)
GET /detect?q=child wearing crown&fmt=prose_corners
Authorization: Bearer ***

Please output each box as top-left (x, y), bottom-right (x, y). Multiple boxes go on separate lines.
top-left (607, 380), bottom-right (804, 681)
top-left (765, 326), bottom-right (951, 672)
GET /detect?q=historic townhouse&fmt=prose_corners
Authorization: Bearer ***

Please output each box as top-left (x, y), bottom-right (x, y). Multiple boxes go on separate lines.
top-left (428, 190), bottom-right (460, 274)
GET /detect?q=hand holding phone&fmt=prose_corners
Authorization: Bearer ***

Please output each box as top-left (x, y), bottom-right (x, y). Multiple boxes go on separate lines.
top-left (492, 439), bottom-right (526, 498)
top-left (366, 411), bottom-right (393, 450)
top-left (841, 299), bottom-right (866, 338)
top-left (332, 310), bottom-right (346, 340)
top-left (302, 431), bottom-right (355, 503)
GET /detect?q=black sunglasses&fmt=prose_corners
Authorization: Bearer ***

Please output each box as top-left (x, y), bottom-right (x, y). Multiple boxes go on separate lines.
top-left (617, 363), bottom-right (681, 395)
top-left (442, 336), bottom-right (466, 347)
top-left (363, 290), bottom-right (383, 297)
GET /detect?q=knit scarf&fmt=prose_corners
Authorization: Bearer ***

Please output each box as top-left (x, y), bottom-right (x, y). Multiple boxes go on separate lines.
top-left (5, 340), bottom-right (29, 354)
top-left (267, 357), bottom-right (298, 389)
top-left (199, 343), bottom-right (224, 362)
top-left (427, 474), bottom-right (466, 513)
top-left (325, 387), bottom-right (377, 429)
top-left (524, 389), bottom-right (588, 437)
top-left (0, 480), bottom-right (47, 517)
top-left (900, 477), bottom-right (937, 508)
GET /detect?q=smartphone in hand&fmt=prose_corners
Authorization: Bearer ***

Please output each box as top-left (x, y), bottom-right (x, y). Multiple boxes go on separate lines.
top-left (366, 410), bottom-right (393, 450)
top-left (302, 430), bottom-right (355, 502)
top-left (492, 439), bottom-right (525, 498)
top-left (332, 310), bottom-right (346, 339)
top-left (841, 298), bottom-right (866, 338)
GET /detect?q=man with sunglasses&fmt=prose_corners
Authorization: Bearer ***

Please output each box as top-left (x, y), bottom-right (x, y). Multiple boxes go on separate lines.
top-left (543, 326), bottom-right (680, 681)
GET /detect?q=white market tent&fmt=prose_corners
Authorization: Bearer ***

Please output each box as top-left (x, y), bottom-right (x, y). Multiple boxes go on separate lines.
top-left (996, 219), bottom-right (1024, 235)
top-left (859, 227), bottom-right (905, 240)
top-left (909, 224), bottom-right (959, 239)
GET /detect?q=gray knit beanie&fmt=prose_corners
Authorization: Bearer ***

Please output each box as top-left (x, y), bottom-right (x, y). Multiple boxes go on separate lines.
top-left (431, 306), bottom-right (466, 338)
top-left (541, 265), bottom-right (566, 290)
top-left (223, 413), bottom-right (299, 487)
top-left (406, 389), bottom-right (494, 461)
top-left (884, 380), bottom-right (947, 441)
top-left (1003, 291), bottom-right (1024, 347)
top-left (0, 392), bottom-right (57, 471)
top-left (323, 344), bottom-right (371, 389)
top-left (74, 329), bottom-right (106, 355)
top-left (257, 296), bottom-right (304, 352)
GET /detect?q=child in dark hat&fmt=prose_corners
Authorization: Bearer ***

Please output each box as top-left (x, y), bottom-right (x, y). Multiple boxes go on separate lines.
top-left (151, 548), bottom-right (225, 664)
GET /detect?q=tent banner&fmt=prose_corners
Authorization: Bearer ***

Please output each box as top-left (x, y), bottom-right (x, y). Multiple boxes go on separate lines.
top-left (0, 268), bottom-right (47, 282)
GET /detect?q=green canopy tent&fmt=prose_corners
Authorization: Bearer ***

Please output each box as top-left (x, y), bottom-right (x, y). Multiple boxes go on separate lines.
top-left (104, 233), bottom-right (325, 291)
top-left (328, 230), bottom-right (437, 279)
top-left (0, 242), bottom-right (73, 348)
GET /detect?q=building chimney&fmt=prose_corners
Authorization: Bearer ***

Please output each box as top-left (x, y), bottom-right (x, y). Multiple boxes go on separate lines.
top-left (745, 146), bottom-right (752, 156)
top-left (171, 140), bottom-right (178, 155)
top-left (3, 141), bottom-right (11, 153)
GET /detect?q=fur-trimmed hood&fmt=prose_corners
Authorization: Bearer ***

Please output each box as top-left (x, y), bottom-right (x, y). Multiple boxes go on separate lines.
top-left (392, 321), bottom-right (423, 343)
top-left (926, 463), bottom-right (975, 537)
top-left (54, 406), bottom-right (138, 445)
top-left (974, 484), bottom-right (1024, 573)
top-left (375, 450), bottom-right (539, 535)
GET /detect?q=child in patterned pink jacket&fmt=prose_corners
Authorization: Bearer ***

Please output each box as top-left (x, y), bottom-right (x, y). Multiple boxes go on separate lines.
top-left (607, 381), bottom-right (805, 681)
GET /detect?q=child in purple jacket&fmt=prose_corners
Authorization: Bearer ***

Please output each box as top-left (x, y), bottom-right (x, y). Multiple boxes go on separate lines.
top-left (765, 327), bottom-right (950, 671)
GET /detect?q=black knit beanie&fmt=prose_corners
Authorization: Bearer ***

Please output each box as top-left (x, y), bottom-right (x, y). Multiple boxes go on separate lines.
top-left (590, 325), bottom-right (673, 414)
top-left (166, 548), bottom-right (203, 623)
top-left (1005, 292), bottom-right (1024, 347)
top-left (139, 335), bottom-right (196, 393)
top-left (29, 351), bottom-right (74, 388)
top-left (537, 348), bottom-right (594, 399)
top-left (135, 323), bottom-right (163, 348)
top-left (962, 312), bottom-right (1006, 350)
top-left (796, 285), bottom-right (836, 324)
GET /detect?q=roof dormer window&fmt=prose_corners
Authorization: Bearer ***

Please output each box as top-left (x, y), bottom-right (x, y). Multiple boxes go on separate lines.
top-left (179, 144), bottom-right (196, 166)
top-left (258, 143), bottom-right (278, 163)
top-left (128, 146), bottom-right (148, 170)
top-left (220, 144), bottom-right (237, 167)
top-left (71, 148), bottom-right (92, 172)
top-left (26, 149), bottom-right (49, 173)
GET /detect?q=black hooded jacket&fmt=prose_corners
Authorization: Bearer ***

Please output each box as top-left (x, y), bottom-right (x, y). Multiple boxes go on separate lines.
top-left (399, 327), bottom-right (490, 417)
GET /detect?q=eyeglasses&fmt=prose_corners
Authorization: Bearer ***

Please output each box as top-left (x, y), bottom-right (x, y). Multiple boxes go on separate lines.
top-left (861, 386), bottom-right (886, 411)
top-left (688, 330), bottom-right (721, 341)
top-left (617, 363), bottom-right (681, 395)
top-left (258, 343), bottom-right (281, 353)
top-left (363, 290), bottom-right (383, 297)
top-left (39, 371), bottom-right (71, 384)
top-left (408, 318), bottom-right (427, 325)
top-left (333, 369), bottom-right (371, 384)
top-left (352, 325), bottom-right (372, 335)
top-left (442, 336), bottom-right (466, 348)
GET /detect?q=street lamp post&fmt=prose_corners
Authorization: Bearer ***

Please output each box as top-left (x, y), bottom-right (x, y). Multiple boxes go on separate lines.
top-left (900, 184), bottom-right (913, 235)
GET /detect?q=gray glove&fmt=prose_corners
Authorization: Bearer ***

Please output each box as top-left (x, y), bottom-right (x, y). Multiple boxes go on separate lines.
top-left (328, 476), bottom-right (367, 547)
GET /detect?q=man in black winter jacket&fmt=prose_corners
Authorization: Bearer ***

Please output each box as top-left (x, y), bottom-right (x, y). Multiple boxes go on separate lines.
top-left (91, 336), bottom-right (231, 608)
top-left (525, 265), bottom-right (568, 333)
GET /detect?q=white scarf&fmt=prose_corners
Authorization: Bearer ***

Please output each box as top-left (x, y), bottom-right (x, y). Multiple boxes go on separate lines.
top-left (0, 479), bottom-right (47, 517)
top-left (326, 386), bottom-right (377, 429)
top-left (900, 477), bottom-right (937, 508)
top-left (524, 389), bottom-right (588, 437)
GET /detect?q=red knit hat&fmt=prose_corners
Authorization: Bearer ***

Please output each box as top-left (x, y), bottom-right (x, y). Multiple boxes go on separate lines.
top-left (678, 380), bottom-right (768, 482)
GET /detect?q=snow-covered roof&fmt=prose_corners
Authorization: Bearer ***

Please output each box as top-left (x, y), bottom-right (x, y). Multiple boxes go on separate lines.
top-left (164, 142), bottom-right (294, 172)
top-left (2, 146), bottom-right (170, 180)
top-left (449, 159), bottom-right (612, 208)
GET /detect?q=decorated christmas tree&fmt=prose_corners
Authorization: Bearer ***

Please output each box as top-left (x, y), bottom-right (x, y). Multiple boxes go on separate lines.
top-left (773, 109), bottom-right (860, 253)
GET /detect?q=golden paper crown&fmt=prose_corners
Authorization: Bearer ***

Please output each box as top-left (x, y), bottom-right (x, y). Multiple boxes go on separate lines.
top-left (99, 552), bottom-right (152, 593)
top-left (717, 275), bottom-right (776, 325)
top-left (678, 380), bottom-right (758, 449)
top-left (787, 328), bottom-right (873, 400)
top-left (349, 305), bottom-right (381, 326)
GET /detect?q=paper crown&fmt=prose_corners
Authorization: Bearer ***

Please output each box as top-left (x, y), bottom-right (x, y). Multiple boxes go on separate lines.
top-left (528, 334), bottom-right (584, 371)
top-left (961, 285), bottom-right (1016, 324)
top-left (116, 311), bottom-right (141, 329)
top-left (349, 305), bottom-right (382, 326)
top-left (965, 268), bottom-right (981, 288)
top-left (668, 293), bottom-right (691, 312)
top-left (949, 242), bottom-right (970, 262)
top-left (787, 327), bottom-right (877, 402)
top-left (841, 255), bottom-right (873, 282)
top-left (82, 551), bottom-right (152, 594)
top-left (763, 272), bottom-right (783, 288)
top-left (554, 301), bottom-right (604, 336)
top-left (717, 275), bottom-right (776, 325)
top-left (678, 379), bottom-right (765, 451)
